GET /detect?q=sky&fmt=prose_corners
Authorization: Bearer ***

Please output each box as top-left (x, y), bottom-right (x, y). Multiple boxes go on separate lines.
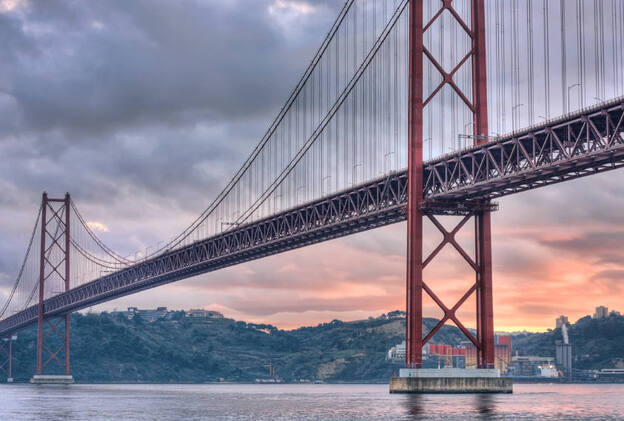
top-left (0, 0), bottom-right (623, 332)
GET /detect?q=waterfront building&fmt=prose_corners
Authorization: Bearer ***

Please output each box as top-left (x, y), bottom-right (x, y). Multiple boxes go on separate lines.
top-left (462, 335), bottom-right (512, 373)
top-left (597, 369), bottom-right (624, 382)
top-left (511, 356), bottom-right (555, 377)
top-left (555, 340), bottom-right (572, 377)
top-left (386, 340), bottom-right (407, 361)
top-left (427, 343), bottom-right (466, 368)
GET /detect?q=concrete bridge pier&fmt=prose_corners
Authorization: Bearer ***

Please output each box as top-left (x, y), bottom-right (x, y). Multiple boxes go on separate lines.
top-left (390, 368), bottom-right (512, 393)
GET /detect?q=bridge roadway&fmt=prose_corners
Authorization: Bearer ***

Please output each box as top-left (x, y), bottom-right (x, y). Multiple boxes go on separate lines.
top-left (1, 97), bottom-right (623, 336)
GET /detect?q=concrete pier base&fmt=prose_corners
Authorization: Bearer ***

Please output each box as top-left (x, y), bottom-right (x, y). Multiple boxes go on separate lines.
top-left (30, 375), bottom-right (74, 385)
top-left (6, 378), bottom-right (13, 383)
top-left (390, 369), bottom-right (512, 394)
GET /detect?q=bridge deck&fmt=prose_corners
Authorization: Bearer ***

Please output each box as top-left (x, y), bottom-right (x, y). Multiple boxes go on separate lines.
top-left (1, 98), bottom-right (622, 336)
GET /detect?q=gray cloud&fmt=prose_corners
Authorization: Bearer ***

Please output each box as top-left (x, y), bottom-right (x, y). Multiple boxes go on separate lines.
top-left (1, 0), bottom-right (623, 329)
top-left (0, 0), bottom-right (341, 266)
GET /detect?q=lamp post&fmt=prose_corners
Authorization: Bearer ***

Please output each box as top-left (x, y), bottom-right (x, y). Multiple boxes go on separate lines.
top-left (423, 138), bottom-right (432, 160)
top-left (220, 221), bottom-right (240, 232)
top-left (296, 185), bottom-right (306, 204)
top-left (567, 83), bottom-right (581, 113)
top-left (384, 151), bottom-right (395, 173)
top-left (321, 176), bottom-right (331, 196)
top-left (273, 193), bottom-right (283, 212)
top-left (457, 122), bottom-right (473, 149)
top-left (512, 103), bottom-right (524, 131)
top-left (352, 163), bottom-right (362, 186)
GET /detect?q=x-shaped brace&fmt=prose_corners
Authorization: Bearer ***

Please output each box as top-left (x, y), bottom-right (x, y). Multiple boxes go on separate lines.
top-left (421, 213), bottom-right (480, 348)
top-left (422, 0), bottom-right (478, 111)
top-left (41, 318), bottom-right (66, 370)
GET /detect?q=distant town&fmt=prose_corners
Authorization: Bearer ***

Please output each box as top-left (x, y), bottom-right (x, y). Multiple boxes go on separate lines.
top-left (385, 305), bottom-right (623, 383)
top-left (109, 307), bottom-right (224, 323)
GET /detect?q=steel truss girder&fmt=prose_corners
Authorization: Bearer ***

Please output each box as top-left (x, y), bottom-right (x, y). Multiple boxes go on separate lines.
top-left (1, 100), bottom-right (623, 337)
top-left (424, 99), bottom-right (624, 200)
top-left (0, 174), bottom-right (409, 335)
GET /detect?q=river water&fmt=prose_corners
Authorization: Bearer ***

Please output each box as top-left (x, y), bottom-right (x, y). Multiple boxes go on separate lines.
top-left (0, 383), bottom-right (622, 420)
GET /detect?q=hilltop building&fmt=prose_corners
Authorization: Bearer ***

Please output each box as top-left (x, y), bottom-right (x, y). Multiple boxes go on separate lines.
top-left (555, 315), bottom-right (569, 329)
top-left (386, 310), bottom-right (406, 320)
top-left (112, 306), bottom-right (171, 322)
top-left (186, 309), bottom-right (224, 319)
top-left (111, 307), bottom-right (224, 322)
top-left (593, 306), bottom-right (609, 319)
top-left (129, 306), bottom-right (169, 322)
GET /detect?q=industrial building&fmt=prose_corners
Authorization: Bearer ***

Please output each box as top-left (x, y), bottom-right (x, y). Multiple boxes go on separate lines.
top-left (597, 369), bottom-right (624, 382)
top-left (427, 344), bottom-right (466, 368)
top-left (510, 355), bottom-right (556, 377)
top-left (462, 335), bottom-right (512, 373)
top-left (555, 323), bottom-right (572, 377)
top-left (555, 341), bottom-right (572, 377)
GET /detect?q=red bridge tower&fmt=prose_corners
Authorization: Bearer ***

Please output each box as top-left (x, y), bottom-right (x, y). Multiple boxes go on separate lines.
top-left (32, 192), bottom-right (74, 383)
top-left (406, 0), bottom-right (495, 369)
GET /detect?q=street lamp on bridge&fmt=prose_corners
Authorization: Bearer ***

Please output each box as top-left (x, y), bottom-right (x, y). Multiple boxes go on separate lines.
top-left (567, 83), bottom-right (581, 113)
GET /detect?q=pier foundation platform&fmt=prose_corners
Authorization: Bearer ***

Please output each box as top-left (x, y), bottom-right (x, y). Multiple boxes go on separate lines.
top-left (390, 368), bottom-right (512, 394)
top-left (30, 375), bottom-right (74, 385)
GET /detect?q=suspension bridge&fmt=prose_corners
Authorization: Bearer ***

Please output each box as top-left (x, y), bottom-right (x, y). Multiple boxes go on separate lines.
top-left (1, 0), bottom-right (623, 385)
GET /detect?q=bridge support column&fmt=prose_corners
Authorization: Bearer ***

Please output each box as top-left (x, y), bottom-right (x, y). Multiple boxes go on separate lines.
top-left (476, 212), bottom-right (495, 369)
top-left (406, 0), bottom-right (424, 369)
top-left (472, 0), bottom-right (495, 369)
top-left (32, 192), bottom-right (73, 384)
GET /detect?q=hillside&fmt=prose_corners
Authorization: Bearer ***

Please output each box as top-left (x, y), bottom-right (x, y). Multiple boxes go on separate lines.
top-left (512, 314), bottom-right (624, 370)
top-left (8, 311), bottom-right (622, 382)
top-left (7, 311), bottom-right (464, 383)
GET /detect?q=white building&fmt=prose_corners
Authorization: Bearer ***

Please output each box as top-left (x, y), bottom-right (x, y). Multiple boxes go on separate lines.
top-left (387, 341), bottom-right (410, 361)
top-left (186, 309), bottom-right (224, 319)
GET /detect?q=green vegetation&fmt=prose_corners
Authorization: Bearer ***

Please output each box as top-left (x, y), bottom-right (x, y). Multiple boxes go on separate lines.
top-left (7, 311), bottom-right (462, 383)
top-left (7, 311), bottom-right (622, 383)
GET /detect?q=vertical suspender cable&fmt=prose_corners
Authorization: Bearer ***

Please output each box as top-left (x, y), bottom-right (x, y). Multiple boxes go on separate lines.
top-left (543, 0), bottom-right (550, 118)
top-left (577, 0), bottom-right (584, 108)
top-left (560, 0), bottom-right (567, 113)
top-left (528, 0), bottom-right (534, 125)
